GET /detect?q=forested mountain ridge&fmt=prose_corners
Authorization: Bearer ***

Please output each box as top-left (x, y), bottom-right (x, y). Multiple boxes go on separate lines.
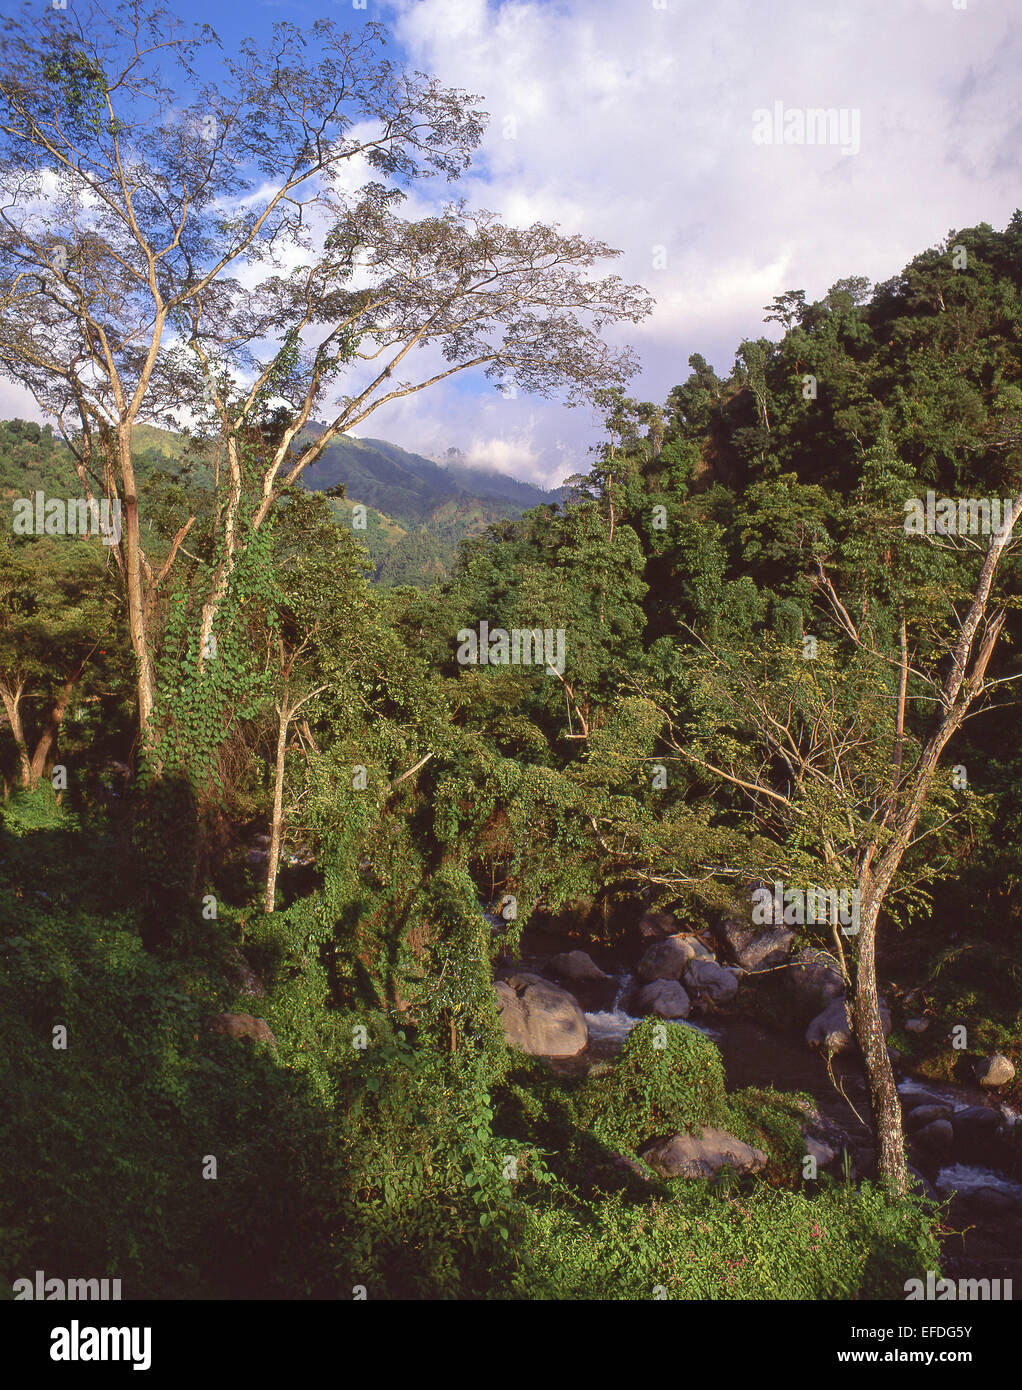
top-left (296, 425), bottom-right (562, 518)
top-left (0, 419), bottom-right (556, 587)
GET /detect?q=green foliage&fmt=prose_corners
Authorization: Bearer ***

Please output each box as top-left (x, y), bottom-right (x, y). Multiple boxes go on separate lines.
top-left (514, 1181), bottom-right (941, 1300)
top-left (572, 1021), bottom-right (731, 1152)
top-left (4, 210), bottom-right (1019, 1301)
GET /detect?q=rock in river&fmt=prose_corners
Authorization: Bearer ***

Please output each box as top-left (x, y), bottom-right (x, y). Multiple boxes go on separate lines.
top-left (494, 972), bottom-right (589, 1057)
top-left (640, 1128), bottom-right (767, 1179)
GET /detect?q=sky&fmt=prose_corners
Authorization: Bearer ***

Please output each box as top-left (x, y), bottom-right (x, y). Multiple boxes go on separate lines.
top-left (3, 0), bottom-right (1020, 487)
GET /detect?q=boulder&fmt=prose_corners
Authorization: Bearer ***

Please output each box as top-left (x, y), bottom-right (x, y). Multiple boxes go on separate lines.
top-left (640, 1128), bottom-right (767, 1179)
top-left (978, 1054), bottom-right (1016, 1088)
top-left (717, 917), bottom-right (795, 973)
top-left (744, 927), bottom-right (795, 972)
top-left (494, 972), bottom-right (588, 1057)
top-left (228, 952), bottom-right (266, 999)
top-left (544, 951), bottom-right (618, 1010)
top-left (913, 1118), bottom-right (954, 1150)
top-left (786, 948), bottom-right (845, 1012)
top-left (952, 1105), bottom-right (1001, 1146)
top-left (637, 934), bottom-right (703, 982)
top-left (637, 910), bottom-right (678, 940)
top-left (208, 1012), bottom-right (276, 1046)
top-left (547, 949), bottom-right (609, 982)
top-left (966, 1186), bottom-right (1019, 1215)
top-left (804, 1135), bottom-right (837, 1168)
top-left (636, 979), bottom-right (691, 1019)
top-left (793, 1097), bottom-right (825, 1126)
top-left (716, 916), bottom-right (794, 972)
top-left (905, 1103), bottom-right (953, 1132)
top-left (904, 1018), bottom-right (930, 1034)
top-left (805, 996), bottom-right (891, 1053)
top-left (684, 958), bottom-right (740, 1004)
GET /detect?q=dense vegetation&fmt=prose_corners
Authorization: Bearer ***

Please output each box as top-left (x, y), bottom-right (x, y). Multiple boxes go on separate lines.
top-left (3, 211), bottom-right (1020, 1298)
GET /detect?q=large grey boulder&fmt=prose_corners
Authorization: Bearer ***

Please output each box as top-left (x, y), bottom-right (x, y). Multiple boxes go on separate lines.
top-left (495, 972), bottom-right (589, 1057)
top-left (806, 996), bottom-right (890, 1053)
top-left (638, 934), bottom-right (708, 982)
top-left (913, 1118), bottom-right (954, 1150)
top-left (637, 910), bottom-right (678, 940)
top-left (952, 1106), bottom-right (1000, 1147)
top-left (967, 1186), bottom-right (1020, 1214)
top-left (640, 1128), bottom-right (767, 1179)
top-left (716, 916), bottom-right (794, 972)
top-left (684, 958), bottom-right (739, 1003)
top-left (545, 950), bottom-right (614, 1006)
top-left (547, 950), bottom-right (609, 982)
top-left (905, 1104), bottom-right (953, 1132)
top-left (804, 1135), bottom-right (837, 1169)
top-left (544, 951), bottom-right (617, 1011)
top-left (978, 1054), bottom-right (1016, 1088)
top-left (636, 979), bottom-right (691, 1019)
top-left (208, 1012), bottom-right (276, 1047)
top-left (740, 928), bottom-right (795, 973)
top-left (787, 948), bottom-right (845, 1012)
top-left (227, 951), bottom-right (266, 999)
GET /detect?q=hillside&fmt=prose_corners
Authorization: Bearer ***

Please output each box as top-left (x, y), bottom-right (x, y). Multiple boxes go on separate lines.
top-left (294, 426), bottom-right (563, 581)
top-left (296, 425), bottom-right (559, 521)
top-left (0, 420), bottom-right (558, 587)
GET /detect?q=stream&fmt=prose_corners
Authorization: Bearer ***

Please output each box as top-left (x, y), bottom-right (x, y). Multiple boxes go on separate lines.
top-left (505, 924), bottom-right (1022, 1295)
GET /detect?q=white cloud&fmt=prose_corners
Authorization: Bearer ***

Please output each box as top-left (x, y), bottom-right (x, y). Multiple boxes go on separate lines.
top-left (0, 379), bottom-right (47, 425)
top-left (4, 0), bottom-right (1017, 492)
top-left (355, 0), bottom-right (1022, 486)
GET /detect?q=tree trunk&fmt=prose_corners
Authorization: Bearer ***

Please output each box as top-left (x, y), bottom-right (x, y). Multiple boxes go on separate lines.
top-left (264, 706), bottom-right (290, 913)
top-left (117, 424), bottom-right (156, 739)
top-left (852, 891), bottom-right (908, 1192)
top-left (28, 674), bottom-right (76, 789)
top-left (198, 436), bottom-right (244, 671)
top-left (0, 681), bottom-right (31, 788)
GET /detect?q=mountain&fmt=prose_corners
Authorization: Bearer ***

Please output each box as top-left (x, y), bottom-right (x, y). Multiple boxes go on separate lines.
top-left (0, 417), bottom-right (563, 588)
top-left (295, 425), bottom-right (560, 524)
top-left (294, 426), bottom-right (565, 585)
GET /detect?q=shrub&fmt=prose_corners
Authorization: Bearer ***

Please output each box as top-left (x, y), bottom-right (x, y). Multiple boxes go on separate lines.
top-left (571, 1021), bottom-right (731, 1153)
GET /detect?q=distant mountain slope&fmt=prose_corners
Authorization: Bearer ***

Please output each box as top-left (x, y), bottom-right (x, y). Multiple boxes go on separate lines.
top-left (296, 424), bottom-right (561, 523)
top-left (0, 417), bottom-right (562, 589)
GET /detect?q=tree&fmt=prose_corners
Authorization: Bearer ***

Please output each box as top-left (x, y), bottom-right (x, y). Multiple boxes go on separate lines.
top-left (255, 494), bottom-right (376, 912)
top-left (0, 0), bottom-right (652, 754)
top-left (647, 454), bottom-right (1022, 1192)
top-left (763, 289), bottom-right (807, 332)
top-left (0, 534), bottom-right (116, 791)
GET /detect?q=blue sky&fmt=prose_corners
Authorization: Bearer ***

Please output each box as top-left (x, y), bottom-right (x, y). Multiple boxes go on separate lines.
top-left (4, 0), bottom-right (1020, 486)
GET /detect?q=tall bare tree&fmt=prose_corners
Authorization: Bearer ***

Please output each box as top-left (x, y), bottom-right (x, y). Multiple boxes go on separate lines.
top-left (0, 1), bottom-right (651, 750)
